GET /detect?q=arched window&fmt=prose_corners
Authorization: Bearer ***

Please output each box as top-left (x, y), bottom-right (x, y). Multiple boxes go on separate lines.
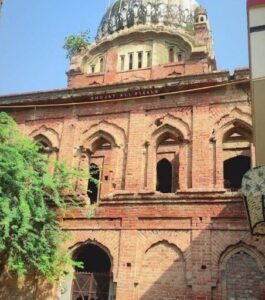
top-left (35, 135), bottom-right (52, 155)
top-left (88, 136), bottom-right (113, 203)
top-left (169, 47), bottom-right (174, 63)
top-left (88, 163), bottom-right (100, 204)
top-left (100, 57), bottom-right (104, 73)
top-left (223, 124), bottom-right (252, 190)
top-left (157, 159), bottom-right (172, 193)
top-left (72, 244), bottom-right (114, 300)
top-left (156, 131), bottom-right (181, 193)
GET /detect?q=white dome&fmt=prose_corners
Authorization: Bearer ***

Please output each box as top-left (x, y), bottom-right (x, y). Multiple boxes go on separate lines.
top-left (96, 0), bottom-right (201, 41)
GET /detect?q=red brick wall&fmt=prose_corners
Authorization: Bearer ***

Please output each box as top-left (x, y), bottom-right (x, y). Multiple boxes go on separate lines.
top-left (3, 74), bottom-right (265, 300)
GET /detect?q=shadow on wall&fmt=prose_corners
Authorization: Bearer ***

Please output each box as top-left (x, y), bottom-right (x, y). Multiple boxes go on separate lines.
top-left (0, 272), bottom-right (38, 300)
top-left (135, 208), bottom-right (265, 300)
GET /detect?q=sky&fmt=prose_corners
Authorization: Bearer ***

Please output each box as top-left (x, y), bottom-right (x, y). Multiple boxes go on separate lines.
top-left (0, 0), bottom-right (248, 96)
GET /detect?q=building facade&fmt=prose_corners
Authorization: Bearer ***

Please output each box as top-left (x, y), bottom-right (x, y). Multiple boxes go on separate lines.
top-left (1, 0), bottom-right (265, 299)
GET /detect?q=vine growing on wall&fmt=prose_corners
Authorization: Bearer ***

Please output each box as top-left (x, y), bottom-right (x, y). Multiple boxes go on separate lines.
top-left (0, 112), bottom-right (94, 281)
top-left (63, 30), bottom-right (91, 59)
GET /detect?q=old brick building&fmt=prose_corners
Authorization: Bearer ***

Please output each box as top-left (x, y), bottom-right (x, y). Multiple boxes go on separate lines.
top-left (1, 0), bottom-right (265, 299)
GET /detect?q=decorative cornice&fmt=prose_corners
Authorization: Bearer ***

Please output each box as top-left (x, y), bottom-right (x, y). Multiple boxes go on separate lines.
top-left (0, 70), bottom-right (249, 107)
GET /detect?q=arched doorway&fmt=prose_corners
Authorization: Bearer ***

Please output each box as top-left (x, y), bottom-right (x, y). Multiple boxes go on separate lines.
top-left (72, 244), bottom-right (114, 300)
top-left (156, 158), bottom-right (173, 193)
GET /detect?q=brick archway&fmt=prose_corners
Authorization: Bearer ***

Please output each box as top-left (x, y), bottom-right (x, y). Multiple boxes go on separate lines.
top-left (219, 244), bottom-right (265, 300)
top-left (138, 240), bottom-right (187, 300)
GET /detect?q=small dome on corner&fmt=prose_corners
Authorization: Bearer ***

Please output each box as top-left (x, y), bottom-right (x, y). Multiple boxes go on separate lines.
top-left (194, 5), bottom-right (207, 16)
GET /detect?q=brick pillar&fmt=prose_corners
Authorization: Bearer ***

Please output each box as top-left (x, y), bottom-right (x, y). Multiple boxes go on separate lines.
top-left (125, 111), bottom-right (145, 191)
top-left (191, 218), bottom-right (213, 298)
top-left (192, 105), bottom-right (212, 189)
top-left (58, 111), bottom-right (77, 168)
top-left (116, 229), bottom-right (137, 300)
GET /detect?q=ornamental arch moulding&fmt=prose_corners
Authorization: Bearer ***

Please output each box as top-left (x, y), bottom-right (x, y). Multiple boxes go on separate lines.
top-left (210, 107), bottom-right (252, 142)
top-left (78, 120), bottom-right (127, 196)
top-left (29, 125), bottom-right (60, 150)
top-left (58, 238), bottom-right (118, 300)
top-left (29, 126), bottom-right (60, 173)
top-left (210, 108), bottom-right (253, 188)
top-left (145, 114), bottom-right (191, 191)
top-left (138, 240), bottom-right (188, 299)
top-left (218, 242), bottom-right (265, 300)
top-left (80, 120), bottom-right (126, 151)
top-left (148, 113), bottom-right (191, 144)
top-left (219, 242), bottom-right (265, 272)
top-left (70, 239), bottom-right (114, 273)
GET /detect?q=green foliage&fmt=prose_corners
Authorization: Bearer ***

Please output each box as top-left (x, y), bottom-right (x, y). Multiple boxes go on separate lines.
top-left (0, 112), bottom-right (89, 281)
top-left (63, 30), bottom-right (91, 59)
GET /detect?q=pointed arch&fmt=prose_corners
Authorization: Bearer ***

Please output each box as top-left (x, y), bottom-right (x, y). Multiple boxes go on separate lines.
top-left (210, 107), bottom-right (252, 142)
top-left (30, 125), bottom-right (60, 149)
top-left (210, 108), bottom-right (253, 189)
top-left (71, 240), bottom-right (115, 300)
top-left (139, 240), bottom-right (187, 299)
top-left (219, 242), bottom-right (265, 271)
top-left (219, 242), bottom-right (265, 299)
top-left (145, 114), bottom-right (191, 191)
top-left (149, 113), bottom-right (191, 143)
top-left (144, 240), bottom-right (185, 260)
top-left (78, 120), bottom-right (127, 196)
top-left (81, 120), bottom-right (126, 151)
top-left (71, 239), bottom-right (114, 272)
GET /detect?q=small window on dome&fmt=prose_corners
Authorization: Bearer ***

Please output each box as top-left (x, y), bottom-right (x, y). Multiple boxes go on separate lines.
top-left (138, 52), bottom-right (143, 69)
top-left (120, 55), bottom-right (125, 71)
top-left (178, 53), bottom-right (184, 62)
top-left (129, 53), bottom-right (133, 70)
top-left (147, 51), bottom-right (152, 68)
top-left (200, 16), bottom-right (205, 22)
top-left (169, 48), bottom-right (174, 63)
top-left (91, 65), bottom-right (95, 73)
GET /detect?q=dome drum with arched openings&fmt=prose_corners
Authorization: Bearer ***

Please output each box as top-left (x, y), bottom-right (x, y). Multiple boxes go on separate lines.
top-left (97, 0), bottom-right (201, 40)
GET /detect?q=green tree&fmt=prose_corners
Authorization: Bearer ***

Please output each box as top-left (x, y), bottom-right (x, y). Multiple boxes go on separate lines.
top-left (0, 112), bottom-right (87, 281)
top-left (63, 30), bottom-right (91, 59)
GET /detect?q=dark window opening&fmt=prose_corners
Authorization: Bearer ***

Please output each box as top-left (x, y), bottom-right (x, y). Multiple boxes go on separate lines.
top-left (120, 55), bottom-right (125, 71)
top-left (224, 155), bottom-right (251, 190)
top-left (91, 65), bottom-right (95, 73)
top-left (156, 158), bottom-right (173, 193)
top-left (88, 163), bottom-right (100, 204)
top-left (169, 48), bottom-right (174, 63)
top-left (100, 58), bottom-right (104, 73)
top-left (200, 16), bottom-right (204, 22)
top-left (147, 51), bottom-right (152, 67)
top-left (73, 244), bottom-right (112, 300)
top-left (129, 53), bottom-right (133, 70)
top-left (138, 51), bottom-right (143, 68)
top-left (178, 53), bottom-right (183, 62)
top-left (35, 136), bottom-right (52, 154)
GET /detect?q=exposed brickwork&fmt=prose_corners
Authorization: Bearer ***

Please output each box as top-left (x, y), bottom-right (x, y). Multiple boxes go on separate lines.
top-left (225, 251), bottom-right (264, 299)
top-left (138, 241), bottom-right (187, 299)
top-left (1, 71), bottom-right (265, 299)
